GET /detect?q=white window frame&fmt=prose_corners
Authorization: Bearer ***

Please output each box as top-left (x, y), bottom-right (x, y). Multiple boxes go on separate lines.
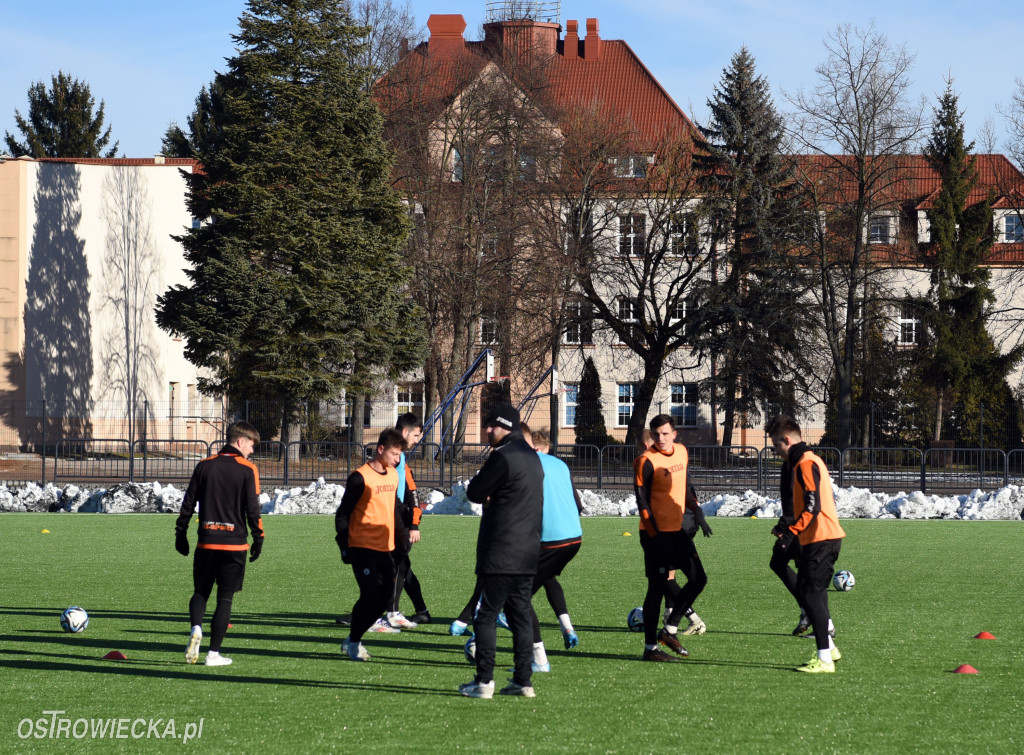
top-left (480, 317), bottom-right (499, 345)
top-left (1003, 213), bottom-right (1024, 243)
top-left (563, 382), bottom-right (579, 427)
top-left (618, 213), bottom-right (646, 256)
top-left (613, 154), bottom-right (651, 179)
top-left (397, 383), bottom-right (424, 418)
top-left (670, 383), bottom-right (698, 428)
top-left (452, 148), bottom-right (464, 182)
top-left (868, 213), bottom-right (895, 245)
top-left (670, 298), bottom-right (690, 342)
top-left (898, 303), bottom-right (920, 346)
top-left (563, 301), bottom-right (593, 345)
top-left (617, 383), bottom-right (637, 427)
top-left (616, 298), bottom-right (639, 344)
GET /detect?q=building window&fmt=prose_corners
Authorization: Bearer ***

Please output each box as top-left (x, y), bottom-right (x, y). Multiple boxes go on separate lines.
top-left (616, 298), bottom-right (640, 344)
top-left (614, 155), bottom-right (648, 178)
top-left (564, 382), bottom-right (579, 427)
top-left (670, 383), bottom-right (698, 428)
top-left (898, 303), bottom-right (920, 346)
top-left (517, 152), bottom-right (537, 181)
top-left (618, 213), bottom-right (646, 256)
top-left (1004, 214), bottom-right (1024, 243)
top-left (480, 317), bottom-right (499, 345)
top-left (564, 301), bottom-right (594, 345)
top-left (670, 298), bottom-right (690, 342)
top-left (869, 214), bottom-right (893, 245)
top-left (669, 212), bottom-right (697, 258)
top-left (191, 217), bottom-right (201, 230)
top-left (397, 383), bottom-right (424, 418)
top-left (617, 383), bottom-right (637, 426)
top-left (452, 148), bottom-right (464, 182)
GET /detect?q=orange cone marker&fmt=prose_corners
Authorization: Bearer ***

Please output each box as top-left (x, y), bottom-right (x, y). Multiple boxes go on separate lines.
top-left (974, 631), bottom-right (996, 640)
top-left (953, 664), bottom-right (978, 674)
top-left (102, 651), bottom-right (128, 660)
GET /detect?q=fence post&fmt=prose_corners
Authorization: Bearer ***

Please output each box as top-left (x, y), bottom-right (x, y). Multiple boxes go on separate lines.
top-left (597, 446), bottom-right (603, 492)
top-left (41, 398), bottom-right (47, 486)
top-left (979, 403), bottom-right (984, 449)
top-left (920, 452), bottom-right (927, 494)
top-left (870, 403), bottom-right (875, 453)
top-left (283, 442), bottom-right (290, 486)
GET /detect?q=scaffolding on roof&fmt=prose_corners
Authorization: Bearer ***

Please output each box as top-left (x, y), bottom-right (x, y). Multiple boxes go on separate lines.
top-left (485, 0), bottom-right (561, 25)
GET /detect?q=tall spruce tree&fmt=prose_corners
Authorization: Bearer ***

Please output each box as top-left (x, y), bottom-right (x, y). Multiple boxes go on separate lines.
top-left (920, 83), bottom-right (1023, 441)
top-left (161, 80), bottom-right (225, 159)
top-left (156, 0), bottom-right (426, 444)
top-left (692, 47), bottom-right (809, 446)
top-left (5, 71), bottom-right (118, 157)
top-left (574, 356), bottom-right (609, 446)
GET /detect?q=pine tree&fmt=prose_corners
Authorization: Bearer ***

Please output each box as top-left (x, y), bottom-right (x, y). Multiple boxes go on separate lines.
top-left (574, 356), bottom-right (608, 446)
top-left (156, 0), bottom-right (427, 440)
top-left (4, 71), bottom-right (118, 157)
top-left (920, 83), bottom-right (1023, 441)
top-left (161, 80), bottom-right (225, 159)
top-left (692, 47), bottom-right (809, 446)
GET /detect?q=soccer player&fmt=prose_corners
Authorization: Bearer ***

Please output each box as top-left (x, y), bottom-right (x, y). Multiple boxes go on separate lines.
top-left (766, 415), bottom-right (845, 673)
top-left (175, 421), bottom-right (264, 667)
top-left (459, 404), bottom-right (544, 699)
top-left (768, 422), bottom-right (811, 636)
top-left (386, 412), bottom-right (431, 628)
top-left (634, 414), bottom-right (712, 662)
top-left (526, 428), bottom-right (583, 671)
top-left (335, 428), bottom-right (410, 662)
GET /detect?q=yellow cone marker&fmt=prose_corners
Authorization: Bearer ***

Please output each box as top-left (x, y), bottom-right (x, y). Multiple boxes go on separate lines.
top-left (41, 529), bottom-right (50, 534)
top-left (622, 532), bottom-right (632, 537)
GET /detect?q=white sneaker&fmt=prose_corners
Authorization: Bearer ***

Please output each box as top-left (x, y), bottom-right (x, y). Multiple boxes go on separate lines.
top-left (387, 612), bottom-right (418, 629)
top-left (459, 679), bottom-right (495, 699)
top-left (342, 637), bottom-right (371, 661)
top-left (185, 626), bottom-right (202, 664)
top-left (500, 680), bottom-right (536, 698)
top-left (369, 618), bottom-right (401, 633)
top-left (204, 652), bottom-right (233, 667)
top-left (681, 615), bottom-right (706, 636)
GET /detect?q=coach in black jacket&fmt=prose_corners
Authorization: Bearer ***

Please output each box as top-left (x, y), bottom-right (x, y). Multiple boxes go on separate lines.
top-left (459, 404), bottom-right (544, 699)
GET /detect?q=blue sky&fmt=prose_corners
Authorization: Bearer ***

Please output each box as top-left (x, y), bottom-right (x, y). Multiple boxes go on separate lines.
top-left (2, 1), bottom-right (1021, 157)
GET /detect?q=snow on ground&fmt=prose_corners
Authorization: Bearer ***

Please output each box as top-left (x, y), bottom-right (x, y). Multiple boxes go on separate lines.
top-left (2, 476), bottom-right (1023, 519)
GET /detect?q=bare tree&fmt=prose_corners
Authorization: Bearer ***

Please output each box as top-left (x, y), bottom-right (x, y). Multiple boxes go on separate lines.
top-left (348, 0), bottom-right (423, 89)
top-left (99, 166), bottom-right (161, 460)
top-left (787, 23), bottom-right (927, 449)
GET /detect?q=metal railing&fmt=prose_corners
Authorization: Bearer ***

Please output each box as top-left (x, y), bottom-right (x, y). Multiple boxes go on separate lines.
top-left (22, 442), bottom-right (1022, 498)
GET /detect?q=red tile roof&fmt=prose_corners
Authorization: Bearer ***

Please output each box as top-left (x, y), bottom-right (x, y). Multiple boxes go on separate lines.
top-left (24, 157), bottom-right (197, 167)
top-left (376, 17), bottom-right (700, 147)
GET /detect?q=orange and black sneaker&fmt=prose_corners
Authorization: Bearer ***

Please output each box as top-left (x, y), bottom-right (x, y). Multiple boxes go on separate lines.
top-left (657, 628), bottom-right (689, 657)
top-left (643, 647), bottom-right (678, 662)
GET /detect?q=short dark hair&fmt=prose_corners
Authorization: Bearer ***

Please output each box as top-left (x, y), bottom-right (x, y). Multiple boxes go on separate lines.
top-left (649, 414), bottom-right (674, 432)
top-left (227, 421), bottom-right (260, 446)
top-left (376, 428), bottom-right (406, 451)
top-left (396, 412), bottom-right (422, 432)
top-left (765, 414), bottom-right (801, 438)
top-left (531, 428), bottom-right (550, 450)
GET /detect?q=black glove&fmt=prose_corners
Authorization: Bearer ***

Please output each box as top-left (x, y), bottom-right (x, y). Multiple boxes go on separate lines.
top-left (776, 529), bottom-right (797, 551)
top-left (340, 548), bottom-right (351, 564)
top-left (336, 531), bottom-right (350, 562)
top-left (175, 532), bottom-right (189, 556)
top-left (249, 539), bottom-right (263, 563)
top-left (692, 507), bottom-right (713, 537)
top-left (770, 523), bottom-right (787, 538)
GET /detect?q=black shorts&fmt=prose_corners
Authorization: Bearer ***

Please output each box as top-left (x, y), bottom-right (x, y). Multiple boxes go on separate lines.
top-left (193, 548), bottom-right (247, 594)
top-left (640, 530), bottom-right (697, 580)
top-left (797, 539), bottom-right (842, 592)
top-left (533, 541), bottom-right (581, 591)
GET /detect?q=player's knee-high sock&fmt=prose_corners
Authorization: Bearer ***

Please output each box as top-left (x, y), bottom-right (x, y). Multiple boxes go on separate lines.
top-left (390, 557), bottom-right (408, 613)
top-left (404, 568), bottom-right (427, 613)
top-left (643, 578), bottom-right (664, 646)
top-left (209, 590), bottom-right (234, 652)
top-left (542, 578), bottom-right (568, 617)
top-left (803, 589), bottom-right (831, 653)
top-left (668, 558), bottom-right (707, 627)
top-left (769, 547), bottom-right (803, 610)
top-left (531, 605), bottom-right (543, 644)
top-left (663, 577), bottom-right (681, 613)
top-left (189, 592), bottom-right (209, 627)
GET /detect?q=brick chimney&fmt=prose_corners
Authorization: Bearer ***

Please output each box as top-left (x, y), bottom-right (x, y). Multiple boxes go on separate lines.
top-left (583, 18), bottom-right (601, 60)
top-left (427, 14), bottom-right (467, 58)
top-left (563, 20), bottom-right (579, 59)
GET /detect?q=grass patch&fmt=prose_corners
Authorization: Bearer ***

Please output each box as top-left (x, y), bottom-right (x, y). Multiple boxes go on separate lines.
top-left (1, 515), bottom-right (1023, 752)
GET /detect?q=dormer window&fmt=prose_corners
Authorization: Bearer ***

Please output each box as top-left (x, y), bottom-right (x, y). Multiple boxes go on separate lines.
top-left (614, 155), bottom-right (650, 179)
top-left (868, 214), bottom-right (893, 245)
top-left (1004, 214), bottom-right (1023, 243)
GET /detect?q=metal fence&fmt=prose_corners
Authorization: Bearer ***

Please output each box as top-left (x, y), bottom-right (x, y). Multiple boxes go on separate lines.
top-left (4, 441), bottom-right (1020, 498)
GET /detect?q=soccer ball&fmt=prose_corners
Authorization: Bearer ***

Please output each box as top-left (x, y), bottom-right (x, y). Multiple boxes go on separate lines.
top-left (833, 570), bottom-right (855, 591)
top-left (464, 635), bottom-right (476, 663)
top-left (627, 607), bottom-right (645, 632)
top-left (60, 606), bottom-right (89, 633)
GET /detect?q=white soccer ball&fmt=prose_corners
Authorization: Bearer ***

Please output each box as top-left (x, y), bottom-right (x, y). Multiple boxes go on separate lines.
top-left (833, 570), bottom-right (855, 591)
top-left (60, 606), bottom-right (89, 633)
top-left (627, 606), bottom-right (644, 632)
top-left (464, 635), bottom-right (476, 663)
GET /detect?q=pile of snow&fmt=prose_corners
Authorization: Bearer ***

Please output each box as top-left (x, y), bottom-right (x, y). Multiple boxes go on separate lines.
top-left (2, 478), bottom-right (1023, 519)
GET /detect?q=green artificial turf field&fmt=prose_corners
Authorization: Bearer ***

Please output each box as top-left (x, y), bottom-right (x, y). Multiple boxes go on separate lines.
top-left (1, 514), bottom-right (1022, 753)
